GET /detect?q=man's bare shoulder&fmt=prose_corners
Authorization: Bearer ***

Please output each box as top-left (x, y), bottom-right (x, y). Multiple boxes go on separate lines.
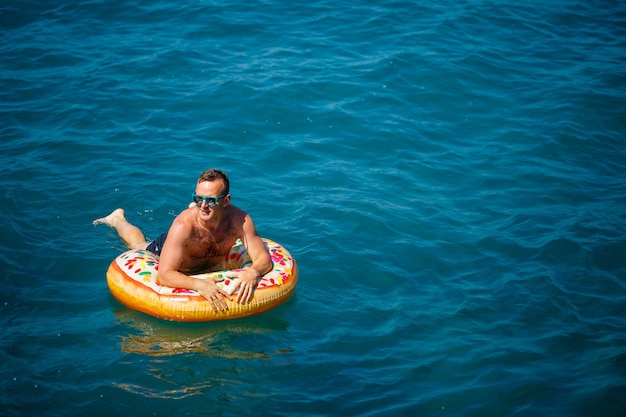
top-left (225, 204), bottom-right (248, 224)
top-left (226, 203), bottom-right (246, 215)
top-left (169, 207), bottom-right (197, 230)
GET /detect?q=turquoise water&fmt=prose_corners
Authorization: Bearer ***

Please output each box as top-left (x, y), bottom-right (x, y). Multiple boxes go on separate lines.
top-left (2, 0), bottom-right (625, 415)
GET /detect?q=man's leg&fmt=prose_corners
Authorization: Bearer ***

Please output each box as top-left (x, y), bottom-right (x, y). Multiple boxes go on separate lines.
top-left (93, 208), bottom-right (148, 250)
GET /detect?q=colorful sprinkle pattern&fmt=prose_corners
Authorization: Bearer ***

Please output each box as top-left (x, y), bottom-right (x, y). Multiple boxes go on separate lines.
top-left (115, 238), bottom-right (295, 296)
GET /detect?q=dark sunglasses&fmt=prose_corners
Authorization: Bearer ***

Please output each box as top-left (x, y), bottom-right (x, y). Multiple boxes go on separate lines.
top-left (192, 193), bottom-right (226, 207)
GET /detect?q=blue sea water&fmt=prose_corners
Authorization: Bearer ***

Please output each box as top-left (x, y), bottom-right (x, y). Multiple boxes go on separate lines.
top-left (1, 0), bottom-right (626, 415)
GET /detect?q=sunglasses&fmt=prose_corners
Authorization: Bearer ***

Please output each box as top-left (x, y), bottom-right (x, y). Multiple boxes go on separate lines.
top-left (192, 193), bottom-right (226, 207)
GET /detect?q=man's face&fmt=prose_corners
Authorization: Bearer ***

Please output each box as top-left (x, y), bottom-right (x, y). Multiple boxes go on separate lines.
top-left (194, 180), bottom-right (230, 220)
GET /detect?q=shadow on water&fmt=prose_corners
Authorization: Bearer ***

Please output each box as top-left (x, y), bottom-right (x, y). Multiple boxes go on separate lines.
top-left (107, 304), bottom-right (295, 400)
top-left (113, 307), bottom-right (291, 357)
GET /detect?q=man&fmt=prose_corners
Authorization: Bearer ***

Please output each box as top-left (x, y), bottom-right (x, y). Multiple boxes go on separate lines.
top-left (93, 169), bottom-right (271, 312)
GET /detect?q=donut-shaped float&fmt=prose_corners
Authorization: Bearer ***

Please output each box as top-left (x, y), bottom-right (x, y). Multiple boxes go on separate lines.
top-left (106, 238), bottom-right (298, 322)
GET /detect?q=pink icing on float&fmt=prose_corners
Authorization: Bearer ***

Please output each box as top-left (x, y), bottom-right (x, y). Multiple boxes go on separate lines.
top-left (106, 238), bottom-right (298, 322)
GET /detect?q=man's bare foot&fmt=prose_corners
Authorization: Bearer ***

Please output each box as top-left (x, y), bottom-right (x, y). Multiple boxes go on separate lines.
top-left (93, 208), bottom-right (125, 227)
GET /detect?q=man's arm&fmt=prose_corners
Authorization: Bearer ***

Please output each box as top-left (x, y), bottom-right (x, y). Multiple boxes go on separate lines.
top-left (232, 213), bottom-right (271, 304)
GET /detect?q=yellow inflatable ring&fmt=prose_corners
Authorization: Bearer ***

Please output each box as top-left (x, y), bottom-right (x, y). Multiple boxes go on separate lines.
top-left (106, 238), bottom-right (298, 322)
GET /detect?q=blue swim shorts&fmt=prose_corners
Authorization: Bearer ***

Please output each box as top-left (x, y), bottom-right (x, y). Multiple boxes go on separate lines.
top-left (146, 232), bottom-right (167, 256)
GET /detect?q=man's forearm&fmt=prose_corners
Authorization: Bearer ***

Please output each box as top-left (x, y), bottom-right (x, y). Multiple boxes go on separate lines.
top-left (249, 260), bottom-right (271, 278)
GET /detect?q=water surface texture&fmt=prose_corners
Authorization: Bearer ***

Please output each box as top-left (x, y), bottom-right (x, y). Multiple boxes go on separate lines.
top-left (2, 1), bottom-right (625, 416)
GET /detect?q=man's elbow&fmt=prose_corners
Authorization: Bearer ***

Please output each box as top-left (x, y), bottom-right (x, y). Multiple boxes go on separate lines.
top-left (157, 269), bottom-right (176, 286)
top-left (261, 253), bottom-right (272, 274)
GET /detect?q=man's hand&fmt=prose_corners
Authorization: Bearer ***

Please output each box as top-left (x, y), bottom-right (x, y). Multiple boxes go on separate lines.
top-left (194, 279), bottom-right (231, 312)
top-left (231, 268), bottom-right (260, 304)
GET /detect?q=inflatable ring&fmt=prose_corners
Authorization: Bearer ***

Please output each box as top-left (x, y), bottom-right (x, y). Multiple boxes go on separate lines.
top-left (106, 238), bottom-right (298, 322)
